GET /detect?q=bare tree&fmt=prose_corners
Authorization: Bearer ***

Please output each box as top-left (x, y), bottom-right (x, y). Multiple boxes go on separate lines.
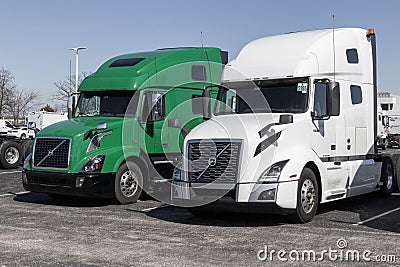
top-left (52, 72), bottom-right (90, 107)
top-left (8, 89), bottom-right (40, 124)
top-left (0, 67), bottom-right (16, 117)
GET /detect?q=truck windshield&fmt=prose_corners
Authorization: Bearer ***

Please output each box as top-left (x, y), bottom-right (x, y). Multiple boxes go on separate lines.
top-left (74, 90), bottom-right (139, 118)
top-left (215, 78), bottom-right (309, 115)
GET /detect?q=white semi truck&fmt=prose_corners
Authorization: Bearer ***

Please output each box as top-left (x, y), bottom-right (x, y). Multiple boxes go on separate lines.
top-left (171, 28), bottom-right (396, 223)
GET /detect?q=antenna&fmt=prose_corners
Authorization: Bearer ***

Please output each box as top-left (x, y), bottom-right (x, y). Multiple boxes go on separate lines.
top-left (154, 55), bottom-right (159, 86)
top-left (200, 31), bottom-right (204, 49)
top-left (332, 14), bottom-right (336, 81)
top-left (200, 30), bottom-right (213, 85)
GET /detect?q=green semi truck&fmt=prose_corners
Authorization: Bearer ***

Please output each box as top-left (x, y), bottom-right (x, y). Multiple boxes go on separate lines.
top-left (22, 47), bottom-right (227, 204)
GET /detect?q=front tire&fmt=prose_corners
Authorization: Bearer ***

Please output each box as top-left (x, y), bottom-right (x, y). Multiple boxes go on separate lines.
top-left (114, 162), bottom-right (143, 204)
top-left (288, 168), bottom-right (319, 223)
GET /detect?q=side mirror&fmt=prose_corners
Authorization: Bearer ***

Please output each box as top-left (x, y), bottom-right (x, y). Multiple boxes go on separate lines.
top-left (28, 121), bottom-right (36, 130)
top-left (68, 94), bottom-right (79, 119)
top-left (202, 87), bottom-right (211, 120)
top-left (28, 122), bottom-right (36, 130)
top-left (327, 81), bottom-right (340, 116)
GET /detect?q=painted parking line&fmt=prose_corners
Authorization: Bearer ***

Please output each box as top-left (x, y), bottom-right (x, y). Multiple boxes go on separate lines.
top-left (0, 170), bottom-right (22, 175)
top-left (141, 204), bottom-right (168, 212)
top-left (0, 191), bottom-right (30, 197)
top-left (353, 207), bottom-right (400, 226)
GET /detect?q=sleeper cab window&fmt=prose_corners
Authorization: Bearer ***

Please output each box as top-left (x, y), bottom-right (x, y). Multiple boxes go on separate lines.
top-left (346, 49), bottom-right (359, 64)
top-left (192, 65), bottom-right (207, 81)
top-left (350, 85), bottom-right (362, 105)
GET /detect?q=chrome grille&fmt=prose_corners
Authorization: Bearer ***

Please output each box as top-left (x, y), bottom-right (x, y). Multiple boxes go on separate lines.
top-left (188, 140), bottom-right (241, 183)
top-left (33, 138), bottom-right (71, 169)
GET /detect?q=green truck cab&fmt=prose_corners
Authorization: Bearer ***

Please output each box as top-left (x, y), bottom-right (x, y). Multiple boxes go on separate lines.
top-left (22, 47), bottom-right (227, 204)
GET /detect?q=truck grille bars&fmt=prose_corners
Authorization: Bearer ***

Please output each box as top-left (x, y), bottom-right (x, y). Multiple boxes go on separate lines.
top-left (188, 140), bottom-right (241, 184)
top-left (33, 138), bottom-right (71, 170)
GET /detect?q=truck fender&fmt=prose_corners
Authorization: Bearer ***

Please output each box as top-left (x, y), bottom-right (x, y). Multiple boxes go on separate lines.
top-left (113, 151), bottom-right (151, 185)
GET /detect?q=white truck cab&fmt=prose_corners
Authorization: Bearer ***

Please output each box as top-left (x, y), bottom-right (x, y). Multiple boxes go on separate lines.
top-left (0, 120), bottom-right (15, 137)
top-left (172, 28), bottom-right (394, 223)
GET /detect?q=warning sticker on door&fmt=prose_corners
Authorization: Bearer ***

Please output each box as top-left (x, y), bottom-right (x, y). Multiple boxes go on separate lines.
top-left (297, 83), bottom-right (308, 94)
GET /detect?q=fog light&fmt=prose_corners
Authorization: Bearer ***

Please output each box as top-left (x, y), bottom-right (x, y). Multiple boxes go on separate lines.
top-left (258, 188), bottom-right (276, 201)
top-left (76, 177), bottom-right (85, 188)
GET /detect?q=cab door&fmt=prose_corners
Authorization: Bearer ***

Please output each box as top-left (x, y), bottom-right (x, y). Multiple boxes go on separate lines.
top-left (140, 90), bottom-right (167, 155)
top-left (311, 80), bottom-right (348, 199)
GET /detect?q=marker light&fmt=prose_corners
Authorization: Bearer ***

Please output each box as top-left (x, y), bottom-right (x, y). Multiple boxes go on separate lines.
top-left (366, 28), bottom-right (375, 36)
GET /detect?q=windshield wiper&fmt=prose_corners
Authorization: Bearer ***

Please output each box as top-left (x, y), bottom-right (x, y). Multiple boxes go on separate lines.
top-left (77, 113), bottom-right (91, 117)
top-left (101, 112), bottom-right (117, 116)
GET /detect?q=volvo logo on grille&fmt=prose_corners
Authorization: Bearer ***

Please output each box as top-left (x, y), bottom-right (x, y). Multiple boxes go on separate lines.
top-left (208, 156), bottom-right (217, 167)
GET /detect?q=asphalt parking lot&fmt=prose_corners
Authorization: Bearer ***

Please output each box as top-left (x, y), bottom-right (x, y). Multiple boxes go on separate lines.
top-left (1, 167), bottom-right (400, 266)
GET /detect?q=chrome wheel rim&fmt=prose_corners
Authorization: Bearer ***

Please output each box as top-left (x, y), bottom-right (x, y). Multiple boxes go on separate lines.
top-left (120, 170), bottom-right (138, 198)
top-left (386, 164), bottom-right (393, 190)
top-left (5, 147), bottom-right (19, 164)
top-left (301, 178), bottom-right (316, 214)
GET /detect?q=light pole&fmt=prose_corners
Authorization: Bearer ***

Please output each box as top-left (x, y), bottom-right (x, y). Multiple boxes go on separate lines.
top-left (69, 47), bottom-right (87, 93)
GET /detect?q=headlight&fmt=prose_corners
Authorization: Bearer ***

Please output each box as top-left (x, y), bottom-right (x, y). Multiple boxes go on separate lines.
top-left (23, 153), bottom-right (32, 170)
top-left (258, 160), bottom-right (289, 183)
top-left (81, 155), bottom-right (106, 173)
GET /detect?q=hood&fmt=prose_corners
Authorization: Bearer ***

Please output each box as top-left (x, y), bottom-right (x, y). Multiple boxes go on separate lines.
top-left (188, 113), bottom-right (284, 141)
top-left (37, 117), bottom-right (124, 138)
top-left (34, 116), bottom-right (126, 173)
top-left (185, 113), bottom-right (301, 184)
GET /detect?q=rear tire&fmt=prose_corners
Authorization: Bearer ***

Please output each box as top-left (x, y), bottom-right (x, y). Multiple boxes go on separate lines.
top-left (379, 157), bottom-right (394, 197)
top-left (114, 162), bottom-right (143, 204)
top-left (287, 168), bottom-right (319, 223)
top-left (0, 142), bottom-right (22, 169)
top-left (391, 154), bottom-right (400, 193)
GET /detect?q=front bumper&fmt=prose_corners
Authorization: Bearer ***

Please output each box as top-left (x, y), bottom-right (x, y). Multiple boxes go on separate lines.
top-left (171, 181), bottom-right (296, 214)
top-left (23, 170), bottom-right (116, 198)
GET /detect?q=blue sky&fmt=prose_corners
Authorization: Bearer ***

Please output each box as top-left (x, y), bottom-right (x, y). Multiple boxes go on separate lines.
top-left (1, 0), bottom-right (399, 106)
